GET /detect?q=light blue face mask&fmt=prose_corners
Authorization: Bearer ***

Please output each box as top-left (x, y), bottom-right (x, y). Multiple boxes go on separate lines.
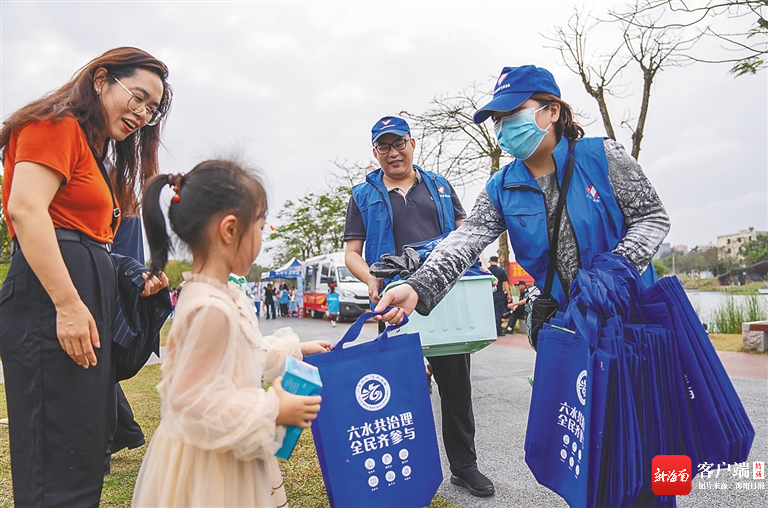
top-left (494, 105), bottom-right (551, 160)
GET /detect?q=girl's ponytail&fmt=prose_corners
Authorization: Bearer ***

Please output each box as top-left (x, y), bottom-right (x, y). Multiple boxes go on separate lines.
top-left (141, 160), bottom-right (268, 273)
top-left (143, 174), bottom-right (172, 275)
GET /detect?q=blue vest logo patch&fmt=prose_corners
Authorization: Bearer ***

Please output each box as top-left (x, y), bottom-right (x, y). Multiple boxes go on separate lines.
top-left (586, 184), bottom-right (601, 203)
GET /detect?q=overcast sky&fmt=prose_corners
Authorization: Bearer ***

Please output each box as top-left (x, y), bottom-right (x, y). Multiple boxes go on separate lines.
top-left (2, 0), bottom-right (766, 266)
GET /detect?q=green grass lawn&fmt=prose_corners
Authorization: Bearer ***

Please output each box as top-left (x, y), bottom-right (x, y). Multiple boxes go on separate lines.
top-left (0, 364), bottom-right (457, 507)
top-left (709, 333), bottom-right (745, 352)
top-left (159, 320), bottom-right (171, 348)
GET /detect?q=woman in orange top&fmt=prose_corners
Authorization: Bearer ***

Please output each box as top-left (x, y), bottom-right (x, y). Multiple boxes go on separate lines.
top-left (0, 47), bottom-right (172, 506)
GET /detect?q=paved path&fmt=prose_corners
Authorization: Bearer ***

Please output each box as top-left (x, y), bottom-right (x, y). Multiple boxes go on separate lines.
top-left (716, 350), bottom-right (768, 380)
top-left (260, 318), bottom-right (768, 508)
top-left (2, 316), bottom-right (766, 507)
top-left (432, 337), bottom-right (767, 508)
top-left (492, 333), bottom-right (768, 380)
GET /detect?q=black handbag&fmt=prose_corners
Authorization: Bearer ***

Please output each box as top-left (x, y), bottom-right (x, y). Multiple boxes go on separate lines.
top-left (111, 253), bottom-right (172, 381)
top-left (528, 139), bottom-right (576, 351)
top-left (86, 140), bottom-right (171, 380)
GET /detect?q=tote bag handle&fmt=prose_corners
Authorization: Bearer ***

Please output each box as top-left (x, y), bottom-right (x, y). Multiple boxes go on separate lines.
top-left (333, 307), bottom-right (410, 351)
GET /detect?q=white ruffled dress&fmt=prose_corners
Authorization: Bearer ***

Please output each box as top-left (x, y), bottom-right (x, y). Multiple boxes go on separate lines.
top-left (132, 273), bottom-right (302, 507)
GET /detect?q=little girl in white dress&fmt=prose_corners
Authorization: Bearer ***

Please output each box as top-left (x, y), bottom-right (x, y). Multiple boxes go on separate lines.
top-left (132, 161), bottom-right (330, 507)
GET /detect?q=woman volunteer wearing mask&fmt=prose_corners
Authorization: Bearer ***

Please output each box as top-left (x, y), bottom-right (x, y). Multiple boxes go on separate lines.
top-left (376, 65), bottom-right (670, 335)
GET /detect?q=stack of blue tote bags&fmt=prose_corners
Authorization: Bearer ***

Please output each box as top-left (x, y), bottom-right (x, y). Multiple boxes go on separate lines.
top-left (524, 253), bottom-right (755, 508)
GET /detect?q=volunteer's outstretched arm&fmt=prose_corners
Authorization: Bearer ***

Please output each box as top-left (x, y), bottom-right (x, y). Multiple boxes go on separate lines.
top-left (377, 190), bottom-right (506, 319)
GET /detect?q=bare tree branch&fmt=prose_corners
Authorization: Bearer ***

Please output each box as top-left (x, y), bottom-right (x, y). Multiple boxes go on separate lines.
top-left (327, 158), bottom-right (375, 189)
top-left (547, 2), bottom-right (696, 159)
top-left (613, 0), bottom-right (767, 75)
top-left (542, 6), bottom-right (633, 140)
top-left (400, 82), bottom-right (504, 189)
top-left (401, 82), bottom-right (512, 271)
top-left (618, 3), bottom-right (699, 158)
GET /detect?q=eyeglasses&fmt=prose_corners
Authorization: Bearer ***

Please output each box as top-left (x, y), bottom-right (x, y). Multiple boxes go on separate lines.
top-left (113, 77), bottom-right (163, 126)
top-left (374, 136), bottom-right (411, 155)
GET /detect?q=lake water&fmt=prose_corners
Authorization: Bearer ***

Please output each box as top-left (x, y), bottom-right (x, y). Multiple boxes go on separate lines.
top-left (684, 291), bottom-right (768, 324)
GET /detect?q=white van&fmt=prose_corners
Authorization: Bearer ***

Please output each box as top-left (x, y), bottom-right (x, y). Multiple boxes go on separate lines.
top-left (302, 252), bottom-right (370, 321)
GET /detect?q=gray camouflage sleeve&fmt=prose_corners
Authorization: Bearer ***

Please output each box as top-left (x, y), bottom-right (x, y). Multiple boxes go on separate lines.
top-left (406, 189), bottom-right (507, 315)
top-left (604, 138), bottom-right (670, 273)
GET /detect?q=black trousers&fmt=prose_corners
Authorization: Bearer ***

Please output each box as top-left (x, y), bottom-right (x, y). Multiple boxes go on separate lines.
top-left (378, 322), bottom-right (477, 476)
top-left (110, 383), bottom-right (144, 451)
top-left (265, 301), bottom-right (276, 319)
top-left (507, 305), bottom-right (526, 332)
top-left (493, 292), bottom-right (507, 335)
top-left (0, 237), bottom-right (116, 507)
top-left (428, 353), bottom-right (478, 476)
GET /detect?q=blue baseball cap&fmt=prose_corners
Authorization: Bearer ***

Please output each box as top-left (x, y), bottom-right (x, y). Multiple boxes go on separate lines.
top-left (371, 116), bottom-right (410, 144)
top-left (473, 65), bottom-right (561, 124)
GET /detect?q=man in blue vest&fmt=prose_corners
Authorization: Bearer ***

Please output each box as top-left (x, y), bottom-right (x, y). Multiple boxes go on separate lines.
top-left (344, 116), bottom-right (495, 497)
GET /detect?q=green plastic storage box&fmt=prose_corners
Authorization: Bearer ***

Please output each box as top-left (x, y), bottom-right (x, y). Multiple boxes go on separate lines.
top-left (385, 275), bottom-right (497, 357)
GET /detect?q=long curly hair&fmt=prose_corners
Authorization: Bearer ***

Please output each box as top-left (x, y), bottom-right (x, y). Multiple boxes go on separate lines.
top-left (0, 47), bottom-right (173, 215)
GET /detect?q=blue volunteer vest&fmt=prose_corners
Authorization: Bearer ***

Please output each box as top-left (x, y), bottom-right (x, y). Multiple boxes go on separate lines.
top-left (352, 165), bottom-right (456, 265)
top-left (486, 136), bottom-right (657, 308)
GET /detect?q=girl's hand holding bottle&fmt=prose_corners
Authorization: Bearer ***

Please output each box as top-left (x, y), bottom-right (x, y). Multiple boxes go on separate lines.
top-left (272, 342), bottom-right (330, 428)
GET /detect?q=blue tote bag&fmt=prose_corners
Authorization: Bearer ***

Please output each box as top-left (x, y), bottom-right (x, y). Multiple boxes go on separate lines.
top-left (304, 310), bottom-right (443, 508)
top-left (525, 318), bottom-right (594, 507)
top-left (642, 277), bottom-right (755, 469)
top-left (528, 257), bottom-right (678, 508)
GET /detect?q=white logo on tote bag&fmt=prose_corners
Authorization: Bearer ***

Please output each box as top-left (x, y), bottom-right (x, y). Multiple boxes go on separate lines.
top-left (576, 370), bottom-right (587, 406)
top-left (356, 374), bottom-right (391, 411)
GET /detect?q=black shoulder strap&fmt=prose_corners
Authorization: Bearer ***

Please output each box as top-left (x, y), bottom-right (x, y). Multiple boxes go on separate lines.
top-left (543, 138), bottom-right (577, 298)
top-left (77, 121), bottom-right (120, 234)
top-left (89, 146), bottom-right (121, 234)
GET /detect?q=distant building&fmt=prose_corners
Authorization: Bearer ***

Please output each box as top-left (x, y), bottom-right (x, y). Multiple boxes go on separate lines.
top-left (673, 244), bottom-right (688, 255)
top-left (654, 243), bottom-right (672, 260)
top-left (717, 227), bottom-right (766, 261)
top-left (694, 243), bottom-right (716, 252)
